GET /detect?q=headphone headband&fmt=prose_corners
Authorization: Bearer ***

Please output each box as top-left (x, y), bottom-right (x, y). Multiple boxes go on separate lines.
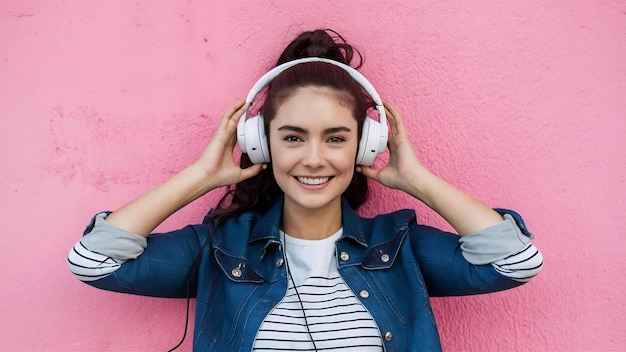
top-left (246, 57), bottom-right (382, 104)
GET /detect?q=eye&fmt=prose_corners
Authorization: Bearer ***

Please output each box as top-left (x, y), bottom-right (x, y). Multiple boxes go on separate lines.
top-left (328, 136), bottom-right (346, 143)
top-left (284, 135), bottom-right (302, 143)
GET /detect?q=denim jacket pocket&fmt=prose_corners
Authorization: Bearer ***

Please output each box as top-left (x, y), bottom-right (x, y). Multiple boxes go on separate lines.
top-left (361, 227), bottom-right (408, 269)
top-left (214, 248), bottom-right (265, 283)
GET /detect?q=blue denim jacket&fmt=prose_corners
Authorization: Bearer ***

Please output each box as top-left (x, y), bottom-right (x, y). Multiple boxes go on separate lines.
top-left (85, 197), bottom-right (531, 351)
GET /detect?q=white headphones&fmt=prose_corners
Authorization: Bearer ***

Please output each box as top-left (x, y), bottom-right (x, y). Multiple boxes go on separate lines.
top-left (237, 57), bottom-right (388, 166)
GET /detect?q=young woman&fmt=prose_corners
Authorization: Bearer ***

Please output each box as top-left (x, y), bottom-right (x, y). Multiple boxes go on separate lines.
top-left (68, 29), bottom-right (543, 351)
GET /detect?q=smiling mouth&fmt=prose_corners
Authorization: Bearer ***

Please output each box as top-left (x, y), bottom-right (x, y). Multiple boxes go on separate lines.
top-left (296, 176), bottom-right (332, 185)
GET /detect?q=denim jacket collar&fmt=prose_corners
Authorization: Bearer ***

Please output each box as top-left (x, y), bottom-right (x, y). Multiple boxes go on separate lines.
top-left (247, 196), bottom-right (369, 247)
top-left (241, 195), bottom-right (413, 274)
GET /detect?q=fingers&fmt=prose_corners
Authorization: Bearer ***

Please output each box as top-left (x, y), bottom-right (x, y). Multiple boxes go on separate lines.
top-left (218, 101), bottom-right (248, 148)
top-left (239, 163), bottom-right (267, 182)
top-left (356, 165), bottom-right (380, 183)
top-left (383, 102), bottom-right (404, 136)
top-left (218, 100), bottom-right (247, 131)
top-left (383, 102), bottom-right (411, 145)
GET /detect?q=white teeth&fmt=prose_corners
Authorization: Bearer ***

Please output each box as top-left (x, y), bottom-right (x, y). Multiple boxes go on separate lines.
top-left (297, 177), bottom-right (330, 185)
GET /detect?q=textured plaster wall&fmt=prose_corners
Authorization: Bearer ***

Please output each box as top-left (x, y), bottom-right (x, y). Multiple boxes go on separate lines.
top-left (1, 1), bottom-right (625, 351)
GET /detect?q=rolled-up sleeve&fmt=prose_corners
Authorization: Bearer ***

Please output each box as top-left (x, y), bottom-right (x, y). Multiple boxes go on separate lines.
top-left (459, 209), bottom-right (543, 282)
top-left (68, 212), bottom-right (147, 282)
top-left (67, 212), bottom-right (206, 298)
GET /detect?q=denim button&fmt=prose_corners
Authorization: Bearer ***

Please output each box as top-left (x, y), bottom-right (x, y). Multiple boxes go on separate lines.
top-left (381, 253), bottom-right (390, 263)
top-left (385, 331), bottom-right (393, 341)
top-left (340, 252), bottom-right (350, 261)
top-left (359, 290), bottom-right (369, 299)
top-left (276, 258), bottom-right (284, 268)
top-left (231, 268), bottom-right (242, 278)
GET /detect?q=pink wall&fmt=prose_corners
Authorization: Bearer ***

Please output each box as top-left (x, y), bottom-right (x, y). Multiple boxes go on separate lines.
top-left (1, 1), bottom-right (624, 351)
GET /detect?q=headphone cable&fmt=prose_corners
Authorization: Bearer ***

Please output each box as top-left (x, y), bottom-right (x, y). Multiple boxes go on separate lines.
top-left (167, 277), bottom-right (192, 352)
top-left (167, 227), bottom-right (216, 352)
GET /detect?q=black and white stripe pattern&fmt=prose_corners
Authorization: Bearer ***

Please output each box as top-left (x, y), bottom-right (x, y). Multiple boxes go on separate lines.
top-left (67, 241), bottom-right (121, 282)
top-left (492, 243), bottom-right (543, 282)
top-left (253, 275), bottom-right (383, 351)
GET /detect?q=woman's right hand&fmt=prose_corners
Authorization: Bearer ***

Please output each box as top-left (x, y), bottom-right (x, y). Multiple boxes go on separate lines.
top-left (193, 100), bottom-right (266, 189)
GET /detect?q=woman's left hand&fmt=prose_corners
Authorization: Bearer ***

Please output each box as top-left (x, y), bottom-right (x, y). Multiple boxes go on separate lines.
top-left (357, 102), bottom-right (427, 193)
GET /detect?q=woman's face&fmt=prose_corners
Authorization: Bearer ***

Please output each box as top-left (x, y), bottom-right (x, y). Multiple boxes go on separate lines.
top-left (269, 86), bottom-right (359, 214)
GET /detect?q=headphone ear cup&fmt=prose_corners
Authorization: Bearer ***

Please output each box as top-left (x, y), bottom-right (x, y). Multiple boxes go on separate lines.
top-left (240, 114), bottom-right (271, 164)
top-left (356, 117), bottom-right (376, 166)
top-left (255, 114), bottom-right (271, 163)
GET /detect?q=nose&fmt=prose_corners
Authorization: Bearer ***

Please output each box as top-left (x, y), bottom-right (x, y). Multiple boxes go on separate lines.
top-left (302, 142), bottom-right (325, 168)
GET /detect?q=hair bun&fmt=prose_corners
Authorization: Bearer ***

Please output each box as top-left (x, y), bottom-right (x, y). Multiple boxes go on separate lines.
top-left (276, 29), bottom-right (362, 68)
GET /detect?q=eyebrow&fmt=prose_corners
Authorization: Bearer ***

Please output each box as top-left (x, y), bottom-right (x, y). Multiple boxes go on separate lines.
top-left (276, 125), bottom-right (352, 134)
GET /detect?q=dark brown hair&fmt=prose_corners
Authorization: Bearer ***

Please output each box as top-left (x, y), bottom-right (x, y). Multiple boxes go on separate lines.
top-left (212, 29), bottom-right (372, 222)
